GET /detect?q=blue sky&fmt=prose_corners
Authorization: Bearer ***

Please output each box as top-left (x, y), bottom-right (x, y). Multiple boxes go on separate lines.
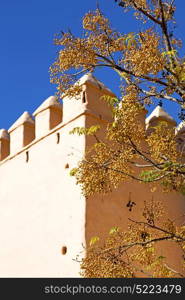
top-left (0, 0), bottom-right (185, 129)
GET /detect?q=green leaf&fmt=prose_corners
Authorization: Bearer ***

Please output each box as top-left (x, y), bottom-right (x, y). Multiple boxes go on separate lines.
top-left (140, 170), bottom-right (161, 182)
top-left (89, 236), bottom-right (100, 246)
top-left (87, 125), bottom-right (101, 135)
top-left (117, 70), bottom-right (130, 80)
top-left (109, 226), bottom-right (120, 234)
top-left (112, 121), bottom-right (117, 128)
top-left (69, 168), bottom-right (78, 176)
top-left (146, 247), bottom-right (154, 253)
top-left (69, 125), bottom-right (100, 136)
top-left (162, 49), bottom-right (177, 57)
top-left (101, 95), bottom-right (119, 107)
top-left (125, 33), bottom-right (138, 47)
top-left (158, 255), bottom-right (166, 260)
top-left (69, 127), bottom-right (86, 135)
top-left (179, 185), bottom-right (185, 195)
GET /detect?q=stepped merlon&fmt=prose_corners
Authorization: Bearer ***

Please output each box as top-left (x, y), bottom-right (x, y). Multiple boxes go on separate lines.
top-left (33, 96), bottom-right (62, 116)
top-left (8, 111), bottom-right (35, 155)
top-left (176, 120), bottom-right (185, 134)
top-left (0, 129), bottom-right (10, 140)
top-left (63, 73), bottom-right (115, 123)
top-left (33, 96), bottom-right (63, 139)
top-left (0, 129), bottom-right (10, 161)
top-left (8, 111), bottom-right (34, 133)
top-left (77, 72), bottom-right (114, 95)
top-left (145, 105), bottom-right (177, 129)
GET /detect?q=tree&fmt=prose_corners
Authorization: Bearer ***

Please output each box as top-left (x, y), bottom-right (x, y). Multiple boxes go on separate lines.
top-left (50, 0), bottom-right (185, 277)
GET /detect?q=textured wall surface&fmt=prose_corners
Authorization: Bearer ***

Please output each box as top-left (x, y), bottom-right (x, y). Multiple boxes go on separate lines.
top-left (0, 115), bottom-right (86, 277)
top-left (0, 74), bottom-right (184, 277)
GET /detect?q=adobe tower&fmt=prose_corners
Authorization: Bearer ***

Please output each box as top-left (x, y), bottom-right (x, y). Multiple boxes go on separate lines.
top-left (0, 73), bottom-right (184, 277)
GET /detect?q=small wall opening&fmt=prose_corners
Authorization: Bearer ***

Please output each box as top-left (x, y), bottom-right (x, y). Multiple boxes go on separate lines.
top-left (26, 151), bottom-right (29, 163)
top-left (57, 133), bottom-right (60, 144)
top-left (82, 91), bottom-right (86, 103)
top-left (61, 246), bottom-right (67, 255)
top-left (65, 163), bottom-right (69, 169)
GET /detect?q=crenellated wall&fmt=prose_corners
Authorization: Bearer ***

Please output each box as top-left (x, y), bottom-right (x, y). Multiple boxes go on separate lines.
top-left (0, 73), bottom-right (185, 277)
top-left (0, 74), bottom-right (116, 277)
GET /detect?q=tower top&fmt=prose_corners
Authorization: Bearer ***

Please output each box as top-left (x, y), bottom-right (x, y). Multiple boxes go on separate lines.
top-left (145, 105), bottom-right (176, 127)
top-left (176, 120), bottom-right (185, 134)
top-left (77, 73), bottom-right (114, 94)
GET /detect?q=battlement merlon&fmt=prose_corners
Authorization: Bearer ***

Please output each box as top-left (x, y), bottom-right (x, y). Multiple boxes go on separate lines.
top-left (62, 73), bottom-right (116, 123)
top-left (1, 73), bottom-right (185, 164)
top-left (145, 105), bottom-right (177, 132)
top-left (0, 129), bottom-right (10, 161)
top-left (33, 96), bottom-right (63, 139)
top-left (8, 112), bottom-right (35, 156)
top-left (0, 73), bottom-right (116, 163)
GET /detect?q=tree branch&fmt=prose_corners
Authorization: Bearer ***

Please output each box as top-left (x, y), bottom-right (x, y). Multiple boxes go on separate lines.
top-left (102, 235), bottom-right (179, 255)
top-left (96, 53), bottom-right (171, 88)
top-left (140, 88), bottom-right (183, 104)
top-left (128, 218), bottom-right (185, 242)
top-left (158, 0), bottom-right (173, 52)
top-left (164, 263), bottom-right (184, 278)
top-left (127, 137), bottom-right (163, 170)
top-left (132, 0), bottom-right (162, 25)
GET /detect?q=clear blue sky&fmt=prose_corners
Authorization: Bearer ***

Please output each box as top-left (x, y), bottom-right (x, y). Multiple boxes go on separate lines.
top-left (0, 0), bottom-right (185, 129)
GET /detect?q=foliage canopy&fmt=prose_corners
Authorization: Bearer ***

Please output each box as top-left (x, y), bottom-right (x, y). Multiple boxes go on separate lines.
top-left (50, 0), bottom-right (185, 277)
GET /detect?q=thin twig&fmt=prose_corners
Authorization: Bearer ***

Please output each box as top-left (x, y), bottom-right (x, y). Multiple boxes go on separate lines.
top-left (128, 218), bottom-right (185, 242)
